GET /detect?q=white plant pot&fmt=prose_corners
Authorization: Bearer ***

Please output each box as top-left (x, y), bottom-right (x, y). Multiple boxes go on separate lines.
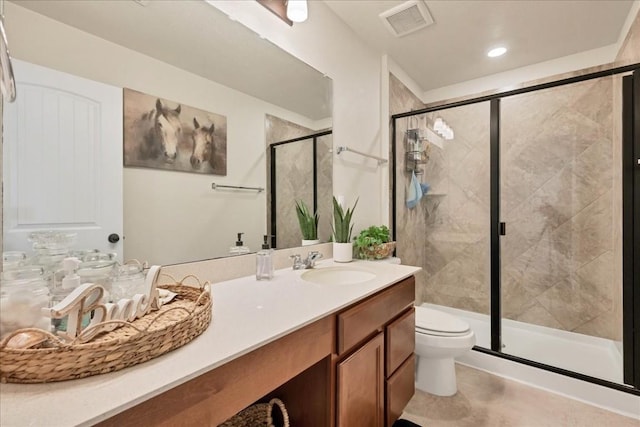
top-left (333, 242), bottom-right (353, 263)
top-left (302, 239), bottom-right (320, 246)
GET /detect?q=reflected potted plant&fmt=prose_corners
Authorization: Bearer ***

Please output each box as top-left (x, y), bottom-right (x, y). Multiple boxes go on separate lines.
top-left (353, 225), bottom-right (395, 260)
top-left (295, 200), bottom-right (319, 246)
top-left (331, 196), bottom-right (357, 263)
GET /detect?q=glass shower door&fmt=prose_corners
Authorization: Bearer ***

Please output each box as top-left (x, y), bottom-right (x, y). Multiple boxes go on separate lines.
top-left (499, 75), bottom-right (624, 384)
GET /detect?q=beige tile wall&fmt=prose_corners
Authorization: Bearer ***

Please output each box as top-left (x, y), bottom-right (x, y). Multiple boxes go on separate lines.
top-left (500, 77), bottom-right (620, 340)
top-left (390, 74), bottom-right (434, 305)
top-left (392, 73), bottom-right (622, 340)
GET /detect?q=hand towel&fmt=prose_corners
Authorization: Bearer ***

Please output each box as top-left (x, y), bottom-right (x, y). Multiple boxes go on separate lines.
top-left (420, 182), bottom-right (430, 195)
top-left (406, 171), bottom-right (423, 209)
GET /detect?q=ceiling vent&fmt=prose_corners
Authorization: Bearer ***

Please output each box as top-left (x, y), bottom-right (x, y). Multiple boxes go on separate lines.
top-left (379, 0), bottom-right (434, 37)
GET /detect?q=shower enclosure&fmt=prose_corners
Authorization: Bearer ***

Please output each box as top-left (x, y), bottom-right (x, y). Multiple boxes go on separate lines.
top-left (391, 65), bottom-right (640, 394)
top-left (269, 131), bottom-right (333, 249)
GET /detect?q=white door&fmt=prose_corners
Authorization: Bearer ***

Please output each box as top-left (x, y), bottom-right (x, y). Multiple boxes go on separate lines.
top-left (3, 60), bottom-right (123, 261)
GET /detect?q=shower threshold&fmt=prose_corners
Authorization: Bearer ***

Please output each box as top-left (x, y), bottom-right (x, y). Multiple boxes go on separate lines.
top-left (420, 303), bottom-right (623, 384)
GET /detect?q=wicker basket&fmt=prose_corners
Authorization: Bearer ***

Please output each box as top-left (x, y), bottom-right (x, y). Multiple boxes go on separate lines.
top-left (219, 398), bottom-right (290, 427)
top-left (356, 241), bottom-right (396, 260)
top-left (0, 274), bottom-right (212, 384)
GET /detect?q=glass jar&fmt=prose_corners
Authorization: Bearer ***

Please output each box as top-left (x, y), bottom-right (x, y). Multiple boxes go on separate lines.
top-left (3, 251), bottom-right (28, 270)
top-left (28, 230), bottom-right (77, 251)
top-left (77, 260), bottom-right (117, 302)
top-left (29, 231), bottom-right (77, 288)
top-left (80, 251), bottom-right (117, 263)
top-left (111, 263), bottom-right (146, 301)
top-left (0, 275), bottom-right (51, 338)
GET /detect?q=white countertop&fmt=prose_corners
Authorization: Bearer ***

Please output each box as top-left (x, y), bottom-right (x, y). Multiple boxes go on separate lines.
top-left (0, 259), bottom-right (420, 427)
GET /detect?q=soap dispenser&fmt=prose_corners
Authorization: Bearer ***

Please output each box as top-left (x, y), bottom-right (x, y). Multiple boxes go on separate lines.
top-left (229, 232), bottom-right (250, 255)
top-left (256, 235), bottom-right (274, 281)
top-left (61, 257), bottom-right (81, 291)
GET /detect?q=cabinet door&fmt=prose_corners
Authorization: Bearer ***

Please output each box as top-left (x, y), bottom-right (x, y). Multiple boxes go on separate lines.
top-left (386, 355), bottom-right (415, 426)
top-left (337, 333), bottom-right (384, 427)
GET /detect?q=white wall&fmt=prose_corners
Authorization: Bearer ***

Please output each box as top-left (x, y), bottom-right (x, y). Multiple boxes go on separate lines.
top-left (208, 1), bottom-right (384, 232)
top-left (4, 3), bottom-right (322, 265)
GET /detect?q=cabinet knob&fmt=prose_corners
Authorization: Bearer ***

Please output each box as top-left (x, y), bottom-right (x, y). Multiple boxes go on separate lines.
top-left (108, 233), bottom-right (120, 243)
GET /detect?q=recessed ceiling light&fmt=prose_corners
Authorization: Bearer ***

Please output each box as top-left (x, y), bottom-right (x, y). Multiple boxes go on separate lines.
top-left (487, 47), bottom-right (507, 58)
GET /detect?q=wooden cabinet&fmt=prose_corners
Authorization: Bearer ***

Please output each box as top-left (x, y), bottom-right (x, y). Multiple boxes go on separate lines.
top-left (337, 332), bottom-right (385, 427)
top-left (335, 276), bottom-right (415, 427)
top-left (99, 275), bottom-right (416, 427)
top-left (337, 277), bottom-right (415, 355)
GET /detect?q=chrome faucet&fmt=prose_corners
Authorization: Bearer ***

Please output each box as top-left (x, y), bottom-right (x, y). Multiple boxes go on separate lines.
top-left (290, 251), bottom-right (323, 270)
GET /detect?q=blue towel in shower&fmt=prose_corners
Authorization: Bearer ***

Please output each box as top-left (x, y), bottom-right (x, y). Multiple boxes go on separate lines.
top-left (406, 171), bottom-right (423, 209)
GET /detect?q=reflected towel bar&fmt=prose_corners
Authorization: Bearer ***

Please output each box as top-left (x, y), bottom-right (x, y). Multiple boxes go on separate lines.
top-left (211, 183), bottom-right (264, 192)
top-left (336, 146), bottom-right (388, 165)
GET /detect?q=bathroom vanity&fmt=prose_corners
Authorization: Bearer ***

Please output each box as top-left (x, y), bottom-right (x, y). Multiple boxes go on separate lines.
top-left (0, 260), bottom-right (419, 426)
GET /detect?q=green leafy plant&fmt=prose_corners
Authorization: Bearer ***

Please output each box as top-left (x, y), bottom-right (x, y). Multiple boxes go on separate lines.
top-left (295, 200), bottom-right (318, 240)
top-left (332, 196), bottom-right (358, 243)
top-left (354, 225), bottom-right (394, 260)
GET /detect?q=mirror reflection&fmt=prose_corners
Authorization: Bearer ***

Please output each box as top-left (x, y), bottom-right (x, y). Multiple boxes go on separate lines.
top-left (2, 0), bottom-right (332, 266)
top-left (266, 116), bottom-right (333, 249)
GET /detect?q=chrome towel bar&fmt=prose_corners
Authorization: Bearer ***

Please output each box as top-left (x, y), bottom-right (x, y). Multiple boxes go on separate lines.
top-left (336, 146), bottom-right (388, 165)
top-left (211, 183), bottom-right (264, 192)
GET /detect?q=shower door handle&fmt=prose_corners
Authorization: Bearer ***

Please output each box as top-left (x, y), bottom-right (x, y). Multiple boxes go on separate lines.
top-left (499, 222), bottom-right (506, 236)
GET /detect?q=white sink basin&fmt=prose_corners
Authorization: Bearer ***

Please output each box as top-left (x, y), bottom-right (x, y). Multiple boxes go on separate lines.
top-left (301, 266), bottom-right (376, 285)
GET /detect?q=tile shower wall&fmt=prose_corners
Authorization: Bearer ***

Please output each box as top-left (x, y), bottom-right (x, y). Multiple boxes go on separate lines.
top-left (392, 73), bottom-right (621, 341)
top-left (265, 115), bottom-right (332, 249)
top-left (392, 73), bottom-right (492, 314)
top-left (501, 76), bottom-right (620, 341)
top-left (391, 74), bottom-right (433, 305)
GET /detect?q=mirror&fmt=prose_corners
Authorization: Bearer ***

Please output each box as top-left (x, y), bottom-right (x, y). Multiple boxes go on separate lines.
top-left (2, 0), bottom-right (332, 265)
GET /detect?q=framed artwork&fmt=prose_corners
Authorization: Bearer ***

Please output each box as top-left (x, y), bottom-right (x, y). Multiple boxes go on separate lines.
top-left (123, 88), bottom-right (227, 175)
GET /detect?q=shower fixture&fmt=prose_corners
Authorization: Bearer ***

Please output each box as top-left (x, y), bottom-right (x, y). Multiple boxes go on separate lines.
top-left (433, 118), bottom-right (454, 140)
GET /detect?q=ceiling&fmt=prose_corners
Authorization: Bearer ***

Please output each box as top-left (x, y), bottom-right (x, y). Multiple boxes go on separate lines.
top-left (10, 0), bottom-right (634, 105)
top-left (325, 0), bottom-right (634, 92)
top-left (8, 0), bottom-right (332, 121)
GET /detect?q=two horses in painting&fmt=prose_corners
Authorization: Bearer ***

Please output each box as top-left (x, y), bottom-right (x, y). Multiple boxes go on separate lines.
top-left (138, 99), bottom-right (214, 170)
top-left (123, 89), bottom-right (226, 175)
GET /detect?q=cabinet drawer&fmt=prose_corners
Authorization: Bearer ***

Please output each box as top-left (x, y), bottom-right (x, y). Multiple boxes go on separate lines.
top-left (386, 307), bottom-right (415, 377)
top-left (338, 276), bottom-right (414, 355)
top-left (385, 354), bottom-right (415, 427)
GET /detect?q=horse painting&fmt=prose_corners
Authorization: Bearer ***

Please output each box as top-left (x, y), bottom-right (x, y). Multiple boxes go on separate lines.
top-left (138, 99), bottom-right (183, 163)
top-left (190, 117), bottom-right (214, 170)
top-left (123, 88), bottom-right (227, 175)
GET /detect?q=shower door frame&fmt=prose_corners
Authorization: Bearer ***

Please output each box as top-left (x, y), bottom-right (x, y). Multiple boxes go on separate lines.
top-left (391, 63), bottom-right (640, 395)
top-left (622, 70), bottom-right (640, 387)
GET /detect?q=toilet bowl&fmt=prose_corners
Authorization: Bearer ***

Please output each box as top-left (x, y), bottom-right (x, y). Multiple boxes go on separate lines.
top-left (414, 306), bottom-right (475, 396)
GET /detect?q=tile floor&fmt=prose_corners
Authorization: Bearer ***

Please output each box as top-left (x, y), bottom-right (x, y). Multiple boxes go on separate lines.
top-left (401, 364), bottom-right (640, 426)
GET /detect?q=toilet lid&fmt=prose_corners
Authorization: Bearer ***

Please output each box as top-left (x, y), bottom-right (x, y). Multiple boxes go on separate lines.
top-left (416, 307), bottom-right (470, 335)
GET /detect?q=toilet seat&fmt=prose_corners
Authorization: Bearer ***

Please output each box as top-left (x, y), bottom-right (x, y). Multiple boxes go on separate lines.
top-left (416, 306), bottom-right (471, 337)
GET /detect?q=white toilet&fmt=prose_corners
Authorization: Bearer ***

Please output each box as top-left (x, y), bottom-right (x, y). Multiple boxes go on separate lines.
top-left (414, 306), bottom-right (475, 396)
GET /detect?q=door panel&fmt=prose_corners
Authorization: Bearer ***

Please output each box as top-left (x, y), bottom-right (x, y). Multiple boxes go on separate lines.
top-left (3, 60), bottom-right (123, 260)
top-left (499, 75), bottom-right (623, 384)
